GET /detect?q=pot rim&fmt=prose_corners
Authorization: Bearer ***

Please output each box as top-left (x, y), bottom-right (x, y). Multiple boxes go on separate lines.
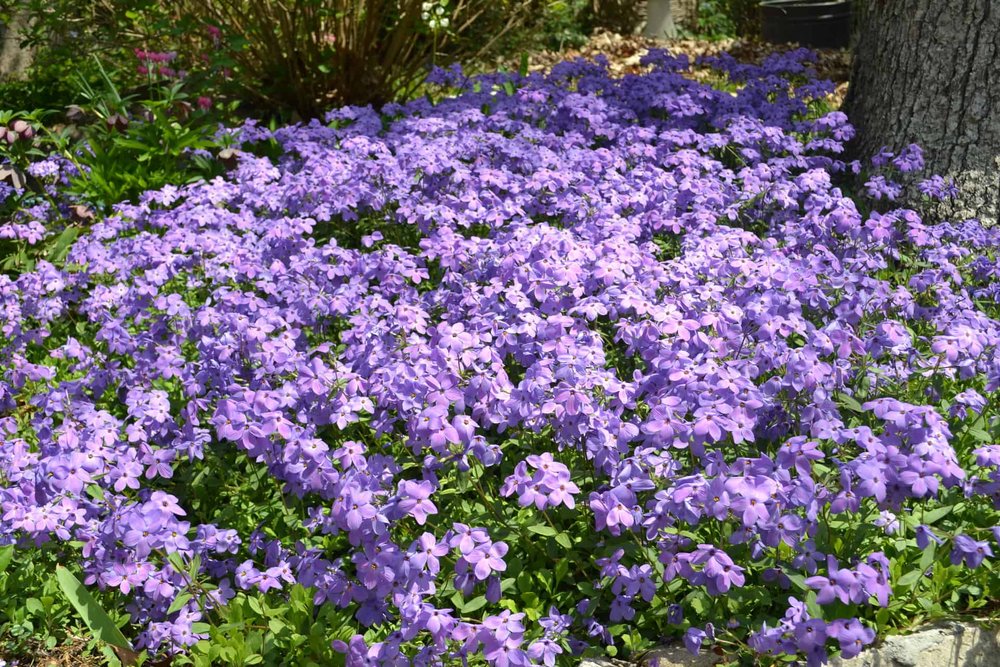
top-left (760, 0), bottom-right (851, 7)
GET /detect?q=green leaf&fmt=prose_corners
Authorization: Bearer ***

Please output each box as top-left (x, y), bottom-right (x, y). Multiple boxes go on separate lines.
top-left (916, 596), bottom-right (940, 613)
top-left (804, 591), bottom-right (824, 619)
top-left (555, 532), bottom-right (572, 550)
top-left (685, 590), bottom-right (712, 615)
top-left (921, 506), bottom-right (952, 525)
top-left (55, 565), bottom-right (133, 653)
top-left (165, 552), bottom-right (187, 573)
top-left (835, 392), bottom-right (864, 413)
top-left (967, 428), bottom-right (992, 443)
top-left (99, 644), bottom-right (124, 667)
top-left (462, 596), bottom-right (488, 614)
top-left (47, 226), bottom-right (80, 263)
top-left (554, 559), bottom-right (569, 585)
top-left (167, 592), bottom-right (193, 616)
top-left (918, 543), bottom-right (937, 574)
top-left (785, 572), bottom-right (808, 591)
top-left (0, 545), bottom-right (14, 574)
top-left (188, 554), bottom-right (203, 580)
top-left (526, 524), bottom-right (557, 537)
top-left (896, 569), bottom-right (923, 588)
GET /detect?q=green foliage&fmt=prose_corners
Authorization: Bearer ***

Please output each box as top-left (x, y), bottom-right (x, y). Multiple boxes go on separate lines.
top-left (0, 36), bottom-right (997, 667)
top-left (0, 57), bottom-right (232, 274)
top-left (55, 62), bottom-right (231, 208)
top-left (176, 587), bottom-right (354, 667)
top-left (693, 0), bottom-right (737, 38)
top-left (177, 0), bottom-right (535, 117)
top-left (514, 0), bottom-right (646, 52)
top-left (530, 0), bottom-right (594, 50)
top-left (55, 565), bottom-right (139, 664)
top-left (584, 0), bottom-right (644, 36)
top-left (3, 0), bottom-right (537, 118)
top-left (0, 546), bottom-right (94, 661)
top-left (692, 0), bottom-right (761, 39)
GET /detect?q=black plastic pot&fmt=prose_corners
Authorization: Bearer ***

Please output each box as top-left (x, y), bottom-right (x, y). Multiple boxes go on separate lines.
top-left (760, 0), bottom-right (853, 49)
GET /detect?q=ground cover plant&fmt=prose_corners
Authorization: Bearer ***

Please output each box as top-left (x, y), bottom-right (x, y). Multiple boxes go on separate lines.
top-left (1, 49), bottom-right (1000, 666)
top-left (0, 53), bottom-right (235, 277)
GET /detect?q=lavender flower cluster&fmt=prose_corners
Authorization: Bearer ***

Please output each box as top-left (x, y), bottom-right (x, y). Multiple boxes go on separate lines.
top-left (2, 49), bottom-right (1000, 666)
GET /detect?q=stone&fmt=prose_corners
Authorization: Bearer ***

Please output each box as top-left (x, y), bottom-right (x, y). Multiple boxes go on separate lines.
top-left (580, 645), bottom-right (722, 667)
top-left (831, 622), bottom-right (1000, 667)
top-left (581, 623), bottom-right (1000, 667)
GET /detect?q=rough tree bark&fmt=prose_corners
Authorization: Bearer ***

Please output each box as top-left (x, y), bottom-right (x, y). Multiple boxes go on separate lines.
top-left (644, 0), bottom-right (677, 39)
top-left (0, 10), bottom-right (35, 80)
top-left (845, 0), bottom-right (1000, 224)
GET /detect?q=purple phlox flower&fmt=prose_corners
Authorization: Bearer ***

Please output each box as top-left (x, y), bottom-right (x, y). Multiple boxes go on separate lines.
top-left (539, 606), bottom-right (573, 634)
top-left (726, 474), bottom-right (776, 528)
top-left (595, 548), bottom-right (626, 578)
top-left (793, 618), bottom-right (827, 654)
top-left (527, 637), bottom-right (563, 666)
top-left (691, 544), bottom-right (745, 594)
top-left (145, 491), bottom-right (186, 519)
top-left (683, 623), bottom-right (714, 655)
top-left (827, 618), bottom-right (875, 659)
top-left (805, 556), bottom-right (852, 605)
top-left (951, 534), bottom-right (993, 569)
top-left (915, 524), bottom-right (944, 549)
top-left (951, 389), bottom-right (988, 417)
top-left (465, 541), bottom-right (508, 580)
top-left (449, 523), bottom-right (490, 554)
top-left (589, 486), bottom-right (638, 535)
top-left (667, 603), bottom-right (683, 625)
top-left (333, 440), bottom-right (366, 468)
top-left (873, 510), bottom-right (900, 535)
top-left (409, 532), bottom-right (449, 574)
top-left (396, 479), bottom-right (438, 525)
top-left (481, 609), bottom-right (526, 644)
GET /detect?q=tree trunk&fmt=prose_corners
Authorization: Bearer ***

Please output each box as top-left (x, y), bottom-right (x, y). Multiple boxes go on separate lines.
top-left (845, 0), bottom-right (1000, 224)
top-left (0, 10), bottom-right (35, 80)
top-left (644, 0), bottom-right (677, 39)
top-left (673, 0), bottom-right (698, 31)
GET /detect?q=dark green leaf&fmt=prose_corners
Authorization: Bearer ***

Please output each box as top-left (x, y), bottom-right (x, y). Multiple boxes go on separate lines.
top-left (526, 524), bottom-right (557, 537)
top-left (0, 545), bottom-right (13, 574)
top-left (55, 565), bottom-right (134, 654)
top-left (922, 506), bottom-right (952, 525)
top-left (835, 392), bottom-right (864, 413)
top-left (462, 596), bottom-right (488, 614)
top-left (896, 569), bottom-right (922, 588)
top-left (167, 592), bottom-right (193, 616)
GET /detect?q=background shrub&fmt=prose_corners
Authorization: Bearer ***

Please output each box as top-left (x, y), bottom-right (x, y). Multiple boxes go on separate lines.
top-left (2, 0), bottom-right (533, 119)
top-left (692, 0), bottom-right (761, 39)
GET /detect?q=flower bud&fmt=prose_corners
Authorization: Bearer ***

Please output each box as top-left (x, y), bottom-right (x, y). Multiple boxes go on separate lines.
top-left (11, 119), bottom-right (29, 134)
top-left (218, 147), bottom-right (239, 169)
top-left (66, 105), bottom-right (86, 123)
top-left (106, 113), bottom-right (129, 132)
